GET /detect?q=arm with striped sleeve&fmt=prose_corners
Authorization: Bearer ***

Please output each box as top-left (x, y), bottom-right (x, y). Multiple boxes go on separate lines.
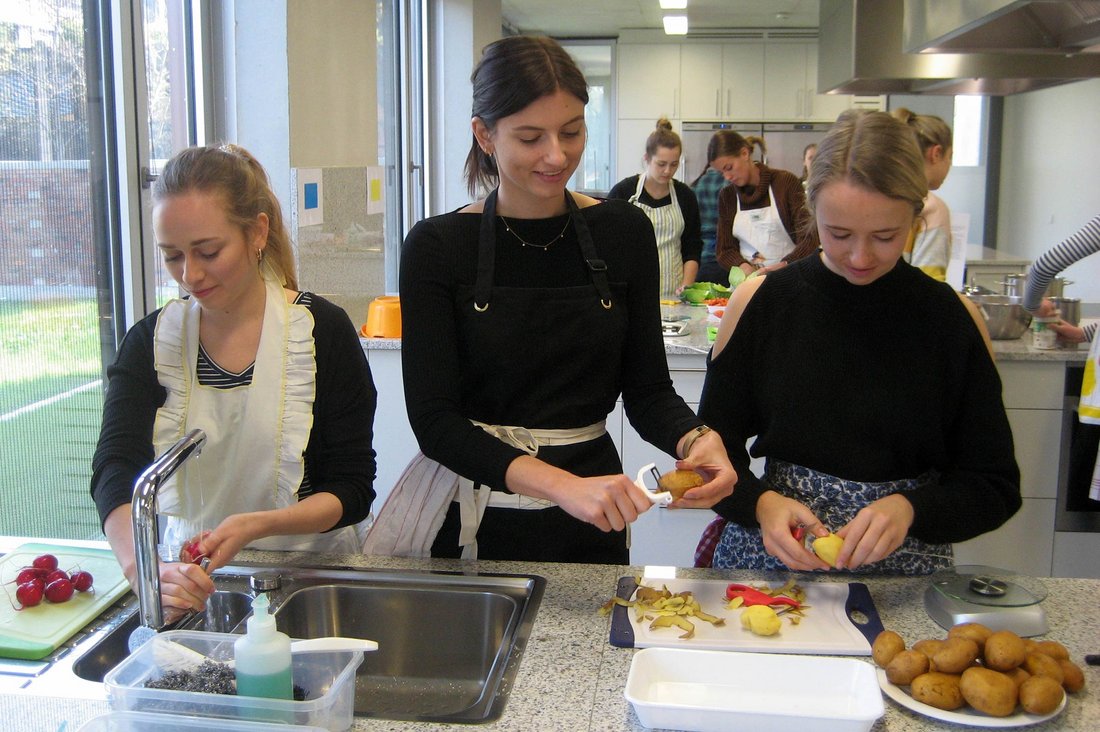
top-left (1022, 214), bottom-right (1100, 342)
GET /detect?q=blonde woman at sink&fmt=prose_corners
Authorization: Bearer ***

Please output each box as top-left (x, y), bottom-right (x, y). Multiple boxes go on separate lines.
top-left (696, 110), bottom-right (1020, 574)
top-left (892, 108), bottom-right (953, 282)
top-left (370, 36), bottom-right (736, 564)
top-left (91, 145), bottom-right (378, 616)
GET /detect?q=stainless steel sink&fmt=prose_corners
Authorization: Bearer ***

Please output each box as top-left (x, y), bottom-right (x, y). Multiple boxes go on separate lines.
top-left (59, 563), bottom-right (545, 724)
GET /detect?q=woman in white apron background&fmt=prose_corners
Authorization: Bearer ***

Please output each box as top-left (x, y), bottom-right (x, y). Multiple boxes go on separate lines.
top-left (893, 108), bottom-right (954, 282)
top-left (709, 131), bottom-right (819, 282)
top-left (91, 145), bottom-right (377, 618)
top-left (1023, 214), bottom-right (1100, 503)
top-left (608, 118), bottom-right (702, 296)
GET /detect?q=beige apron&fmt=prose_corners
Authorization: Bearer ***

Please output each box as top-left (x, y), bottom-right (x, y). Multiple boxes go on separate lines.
top-left (629, 174), bottom-right (684, 296)
top-left (732, 184), bottom-right (795, 266)
top-left (151, 274), bottom-right (360, 556)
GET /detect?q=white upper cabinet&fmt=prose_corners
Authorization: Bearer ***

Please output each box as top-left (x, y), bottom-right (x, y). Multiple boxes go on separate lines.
top-left (617, 43), bottom-right (681, 119)
top-left (764, 42), bottom-right (852, 121)
top-left (679, 44), bottom-right (765, 120)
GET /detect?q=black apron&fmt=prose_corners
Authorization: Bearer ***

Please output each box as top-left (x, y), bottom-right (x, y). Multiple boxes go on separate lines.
top-left (432, 190), bottom-right (632, 563)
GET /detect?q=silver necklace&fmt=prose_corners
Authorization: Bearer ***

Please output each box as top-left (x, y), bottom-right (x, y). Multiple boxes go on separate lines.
top-left (499, 214), bottom-right (572, 251)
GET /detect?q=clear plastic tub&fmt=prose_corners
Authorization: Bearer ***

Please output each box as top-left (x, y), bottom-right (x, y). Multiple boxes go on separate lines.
top-left (104, 630), bottom-right (363, 732)
top-left (77, 710), bottom-right (327, 731)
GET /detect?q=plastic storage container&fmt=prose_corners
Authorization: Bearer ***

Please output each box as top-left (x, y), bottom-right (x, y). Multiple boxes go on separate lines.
top-left (105, 630), bottom-right (363, 732)
top-left (77, 710), bottom-right (326, 731)
top-left (624, 647), bottom-right (883, 732)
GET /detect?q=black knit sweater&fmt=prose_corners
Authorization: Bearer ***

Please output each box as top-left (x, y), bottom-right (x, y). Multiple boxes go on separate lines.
top-left (699, 254), bottom-right (1021, 544)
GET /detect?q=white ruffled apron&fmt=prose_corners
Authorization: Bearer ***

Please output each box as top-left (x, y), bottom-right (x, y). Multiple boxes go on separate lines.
top-left (629, 174), bottom-right (684, 297)
top-left (732, 184), bottom-right (795, 266)
top-left (1079, 335), bottom-right (1100, 500)
top-left (151, 275), bottom-right (360, 556)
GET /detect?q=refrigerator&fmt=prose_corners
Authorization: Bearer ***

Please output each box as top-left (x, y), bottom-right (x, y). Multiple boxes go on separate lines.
top-left (680, 121), bottom-right (832, 184)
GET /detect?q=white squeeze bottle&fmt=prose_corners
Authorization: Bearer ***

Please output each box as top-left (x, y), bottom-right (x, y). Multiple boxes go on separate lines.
top-left (234, 592), bottom-right (293, 699)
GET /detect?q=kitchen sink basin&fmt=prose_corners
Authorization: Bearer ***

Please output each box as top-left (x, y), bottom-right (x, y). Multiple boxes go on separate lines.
top-left (63, 563), bottom-right (545, 724)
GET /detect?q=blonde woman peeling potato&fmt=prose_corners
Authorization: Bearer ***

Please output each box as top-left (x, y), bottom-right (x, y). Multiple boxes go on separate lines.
top-left (694, 110), bottom-right (1021, 573)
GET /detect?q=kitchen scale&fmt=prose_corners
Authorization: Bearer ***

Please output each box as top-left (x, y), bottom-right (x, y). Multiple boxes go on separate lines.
top-left (924, 565), bottom-right (1049, 637)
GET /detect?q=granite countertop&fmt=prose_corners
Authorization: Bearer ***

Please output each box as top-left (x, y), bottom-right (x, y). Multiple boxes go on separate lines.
top-left (4, 543), bottom-right (1097, 731)
top-left (360, 304), bottom-right (1090, 363)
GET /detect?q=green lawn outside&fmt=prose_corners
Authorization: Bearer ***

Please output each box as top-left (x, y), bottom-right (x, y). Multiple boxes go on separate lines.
top-left (0, 297), bottom-right (106, 540)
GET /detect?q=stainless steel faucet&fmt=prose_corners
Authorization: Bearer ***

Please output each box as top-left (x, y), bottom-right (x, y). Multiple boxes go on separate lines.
top-left (131, 428), bottom-right (207, 631)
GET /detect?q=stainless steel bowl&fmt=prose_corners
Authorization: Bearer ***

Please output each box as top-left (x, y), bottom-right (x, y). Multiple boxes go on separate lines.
top-left (971, 295), bottom-right (1033, 340)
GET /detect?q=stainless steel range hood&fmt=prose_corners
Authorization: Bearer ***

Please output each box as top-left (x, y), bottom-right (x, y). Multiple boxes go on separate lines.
top-left (904, 0), bottom-right (1100, 55)
top-left (818, 0), bottom-right (1100, 95)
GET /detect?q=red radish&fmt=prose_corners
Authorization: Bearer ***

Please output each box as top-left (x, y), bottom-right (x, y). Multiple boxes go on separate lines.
top-left (45, 569), bottom-right (69, 585)
top-left (44, 577), bottom-right (74, 603)
top-left (16, 582), bottom-right (43, 608)
top-left (15, 567), bottom-right (43, 585)
top-left (70, 570), bottom-right (94, 592)
top-left (179, 533), bottom-right (210, 565)
top-left (32, 554), bottom-right (59, 572)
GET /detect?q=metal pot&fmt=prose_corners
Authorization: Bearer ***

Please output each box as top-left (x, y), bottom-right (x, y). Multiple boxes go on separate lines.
top-left (1049, 297), bottom-right (1081, 326)
top-left (999, 273), bottom-right (1071, 299)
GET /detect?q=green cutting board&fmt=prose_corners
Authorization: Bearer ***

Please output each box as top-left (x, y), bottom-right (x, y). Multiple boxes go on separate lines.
top-left (0, 542), bottom-right (130, 660)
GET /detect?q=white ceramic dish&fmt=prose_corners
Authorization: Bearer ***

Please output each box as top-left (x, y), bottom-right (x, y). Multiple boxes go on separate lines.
top-left (625, 647), bottom-right (883, 732)
top-left (876, 669), bottom-right (1066, 728)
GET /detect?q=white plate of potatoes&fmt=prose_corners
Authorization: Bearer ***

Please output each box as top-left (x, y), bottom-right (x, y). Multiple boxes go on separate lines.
top-left (877, 668), bottom-right (1066, 727)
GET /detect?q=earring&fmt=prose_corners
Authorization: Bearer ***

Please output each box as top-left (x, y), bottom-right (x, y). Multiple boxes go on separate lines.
top-left (256, 248), bottom-right (263, 262)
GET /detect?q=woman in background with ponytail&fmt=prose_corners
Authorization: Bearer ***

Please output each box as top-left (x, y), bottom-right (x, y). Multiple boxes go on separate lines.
top-left (892, 108), bottom-right (954, 282)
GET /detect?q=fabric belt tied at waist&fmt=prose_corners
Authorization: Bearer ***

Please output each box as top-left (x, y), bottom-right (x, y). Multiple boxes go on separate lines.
top-left (467, 419), bottom-right (607, 511)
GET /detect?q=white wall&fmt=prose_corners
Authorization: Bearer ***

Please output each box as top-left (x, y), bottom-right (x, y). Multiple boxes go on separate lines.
top-left (999, 79), bottom-right (1100, 307)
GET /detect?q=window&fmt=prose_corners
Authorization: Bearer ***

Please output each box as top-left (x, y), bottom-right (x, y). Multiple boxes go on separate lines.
top-left (561, 40), bottom-right (614, 195)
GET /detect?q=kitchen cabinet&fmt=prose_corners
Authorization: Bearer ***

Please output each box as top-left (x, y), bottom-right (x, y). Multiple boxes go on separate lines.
top-left (679, 43), bottom-right (764, 120)
top-left (617, 43), bottom-right (681, 120)
top-left (763, 41), bottom-right (852, 121)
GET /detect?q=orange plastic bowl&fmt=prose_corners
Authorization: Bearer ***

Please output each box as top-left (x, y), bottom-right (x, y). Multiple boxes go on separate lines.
top-left (361, 295), bottom-right (401, 338)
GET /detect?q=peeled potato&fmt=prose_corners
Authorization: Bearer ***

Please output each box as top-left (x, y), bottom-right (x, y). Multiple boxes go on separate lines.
top-left (657, 469), bottom-right (704, 499)
top-left (1019, 675), bottom-right (1065, 715)
top-left (960, 667), bottom-right (1018, 717)
top-left (911, 672), bottom-right (965, 711)
top-left (872, 630), bottom-right (907, 668)
top-left (812, 533), bottom-right (845, 567)
top-left (739, 605), bottom-right (781, 636)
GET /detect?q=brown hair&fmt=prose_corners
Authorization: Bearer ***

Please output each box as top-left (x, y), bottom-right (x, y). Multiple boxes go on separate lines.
top-left (464, 36), bottom-right (590, 196)
top-left (891, 107), bottom-right (953, 155)
top-left (806, 109), bottom-right (927, 219)
top-left (153, 144), bottom-right (297, 289)
top-left (645, 117), bottom-right (681, 159)
top-left (706, 130), bottom-right (766, 164)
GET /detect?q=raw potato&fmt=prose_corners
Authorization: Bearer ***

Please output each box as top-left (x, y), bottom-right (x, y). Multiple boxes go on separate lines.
top-left (812, 533), bottom-right (844, 567)
top-left (739, 605), bottom-right (781, 637)
top-left (913, 639), bottom-right (947, 670)
top-left (1024, 653), bottom-right (1065, 684)
top-left (1034, 640), bottom-right (1070, 661)
top-left (886, 650), bottom-right (930, 686)
top-left (948, 622), bottom-right (993, 653)
top-left (1058, 659), bottom-right (1085, 693)
top-left (933, 637), bottom-right (980, 674)
top-left (657, 469), bottom-right (704, 499)
top-left (984, 630), bottom-right (1027, 671)
top-left (1019, 675), bottom-right (1065, 715)
top-left (872, 630), bottom-right (907, 668)
top-left (911, 672), bottom-right (965, 711)
top-left (960, 667), bottom-right (1019, 717)
top-left (1005, 666), bottom-right (1031, 690)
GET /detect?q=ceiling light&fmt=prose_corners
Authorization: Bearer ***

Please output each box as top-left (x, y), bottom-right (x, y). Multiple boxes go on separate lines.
top-left (663, 15), bottom-right (688, 35)
top-left (659, 0), bottom-right (688, 9)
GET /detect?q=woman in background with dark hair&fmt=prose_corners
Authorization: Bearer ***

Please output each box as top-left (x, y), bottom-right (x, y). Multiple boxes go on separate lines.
top-left (379, 36), bottom-right (736, 564)
top-left (710, 131), bottom-right (818, 278)
top-left (608, 118), bottom-right (702, 295)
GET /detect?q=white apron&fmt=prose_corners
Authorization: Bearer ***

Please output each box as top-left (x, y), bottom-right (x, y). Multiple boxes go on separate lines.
top-left (629, 174), bottom-right (685, 296)
top-left (732, 184), bottom-right (795, 266)
top-left (1079, 335), bottom-right (1100, 500)
top-left (151, 275), bottom-right (360, 555)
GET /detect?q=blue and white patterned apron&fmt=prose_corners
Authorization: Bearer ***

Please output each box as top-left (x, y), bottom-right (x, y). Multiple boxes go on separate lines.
top-left (712, 460), bottom-right (953, 575)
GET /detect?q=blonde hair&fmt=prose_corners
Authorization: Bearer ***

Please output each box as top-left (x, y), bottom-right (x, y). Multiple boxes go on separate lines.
top-left (153, 144), bottom-right (297, 289)
top-left (645, 117), bottom-right (682, 158)
top-left (806, 110), bottom-right (928, 220)
top-left (891, 107), bottom-right (953, 155)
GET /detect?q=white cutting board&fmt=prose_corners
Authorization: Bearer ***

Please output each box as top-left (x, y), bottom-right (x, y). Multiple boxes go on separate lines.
top-left (608, 576), bottom-right (883, 656)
